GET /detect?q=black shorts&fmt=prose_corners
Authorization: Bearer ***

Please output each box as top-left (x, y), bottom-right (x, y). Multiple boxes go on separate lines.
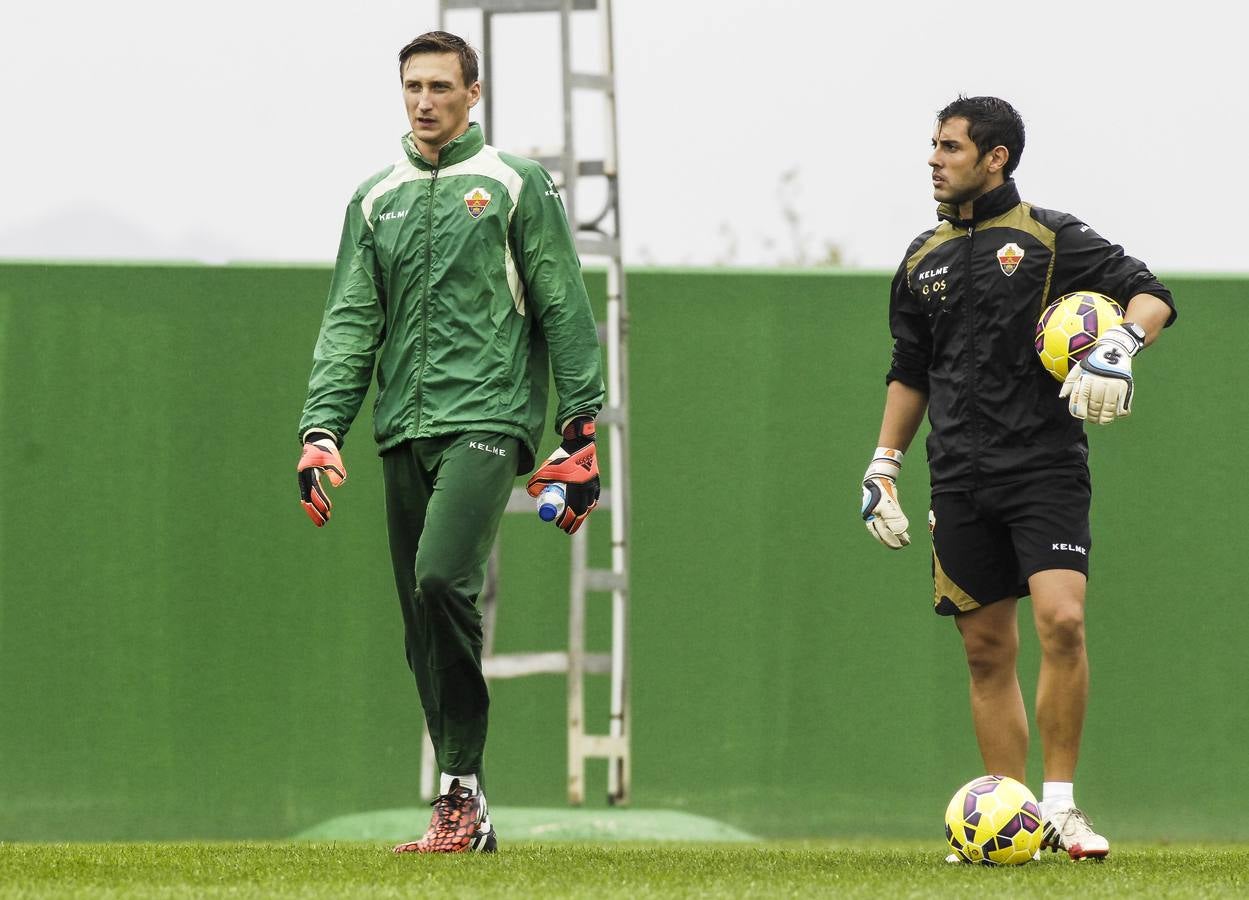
top-left (929, 469), bottom-right (1092, 616)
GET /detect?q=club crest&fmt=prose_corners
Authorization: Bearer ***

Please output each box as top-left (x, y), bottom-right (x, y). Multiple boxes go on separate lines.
top-left (996, 242), bottom-right (1024, 276)
top-left (464, 187), bottom-right (492, 219)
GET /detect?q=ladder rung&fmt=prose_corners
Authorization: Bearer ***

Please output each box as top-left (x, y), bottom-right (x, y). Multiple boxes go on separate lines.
top-left (595, 404), bottom-right (625, 426)
top-left (574, 734), bottom-right (629, 758)
top-left (583, 653), bottom-right (612, 674)
top-left (533, 156), bottom-right (608, 178)
top-left (484, 652), bottom-right (567, 677)
top-left (584, 568), bottom-right (627, 593)
top-left (570, 72), bottom-right (612, 92)
top-left (594, 316), bottom-right (630, 345)
top-left (505, 487), bottom-right (535, 513)
top-left (483, 651), bottom-right (612, 677)
top-left (575, 235), bottom-right (620, 258)
top-left (443, 0), bottom-right (596, 11)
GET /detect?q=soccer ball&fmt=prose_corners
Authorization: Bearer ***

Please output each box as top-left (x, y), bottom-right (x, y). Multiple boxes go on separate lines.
top-left (944, 775), bottom-right (1043, 866)
top-left (1035, 291), bottom-right (1124, 382)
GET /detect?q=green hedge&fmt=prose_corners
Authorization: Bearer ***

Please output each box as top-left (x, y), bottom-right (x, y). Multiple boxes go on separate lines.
top-left (0, 263), bottom-right (1243, 840)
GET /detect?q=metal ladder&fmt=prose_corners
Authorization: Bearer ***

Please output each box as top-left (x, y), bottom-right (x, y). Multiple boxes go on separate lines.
top-left (421, 0), bottom-right (631, 806)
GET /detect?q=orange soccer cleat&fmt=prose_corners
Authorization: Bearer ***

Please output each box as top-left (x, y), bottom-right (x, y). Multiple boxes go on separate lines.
top-left (392, 779), bottom-right (496, 854)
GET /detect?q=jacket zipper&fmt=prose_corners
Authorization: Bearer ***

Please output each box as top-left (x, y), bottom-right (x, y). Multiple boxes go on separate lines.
top-left (414, 165), bottom-right (438, 434)
top-left (964, 224), bottom-right (983, 484)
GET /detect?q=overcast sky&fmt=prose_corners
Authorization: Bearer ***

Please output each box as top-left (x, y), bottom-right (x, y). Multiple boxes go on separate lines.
top-left (1, 0), bottom-right (1242, 272)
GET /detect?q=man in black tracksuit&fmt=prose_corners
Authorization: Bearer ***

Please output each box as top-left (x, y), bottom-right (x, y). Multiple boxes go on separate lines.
top-left (859, 96), bottom-right (1176, 861)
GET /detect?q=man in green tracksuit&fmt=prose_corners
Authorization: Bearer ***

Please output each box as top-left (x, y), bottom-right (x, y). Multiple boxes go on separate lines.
top-left (294, 31), bottom-right (604, 854)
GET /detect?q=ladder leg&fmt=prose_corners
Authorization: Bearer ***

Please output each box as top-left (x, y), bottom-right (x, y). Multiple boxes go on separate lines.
top-left (419, 723), bottom-right (437, 801)
top-left (481, 539), bottom-right (501, 657)
top-left (567, 522), bottom-right (588, 805)
top-left (559, 0), bottom-right (576, 229)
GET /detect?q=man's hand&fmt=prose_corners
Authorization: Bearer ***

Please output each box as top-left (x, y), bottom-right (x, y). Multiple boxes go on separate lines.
top-left (862, 447), bottom-right (910, 549)
top-left (526, 416), bottom-right (599, 535)
top-left (1060, 322), bottom-right (1146, 425)
top-left (297, 430), bottom-right (347, 527)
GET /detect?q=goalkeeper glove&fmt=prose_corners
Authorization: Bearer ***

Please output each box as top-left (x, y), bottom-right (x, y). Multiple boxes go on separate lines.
top-left (526, 416), bottom-right (599, 535)
top-left (297, 430), bottom-right (347, 527)
top-left (1060, 322), bottom-right (1146, 425)
top-left (862, 447), bottom-right (910, 550)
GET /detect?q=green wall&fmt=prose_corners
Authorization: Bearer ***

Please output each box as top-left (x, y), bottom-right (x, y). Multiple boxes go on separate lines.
top-left (0, 264), bottom-right (1245, 841)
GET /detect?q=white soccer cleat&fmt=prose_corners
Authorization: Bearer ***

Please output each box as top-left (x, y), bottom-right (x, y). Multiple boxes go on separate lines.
top-left (1041, 806), bottom-right (1109, 860)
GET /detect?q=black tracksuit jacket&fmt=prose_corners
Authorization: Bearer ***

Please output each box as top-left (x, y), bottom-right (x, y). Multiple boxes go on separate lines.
top-left (886, 180), bottom-right (1176, 494)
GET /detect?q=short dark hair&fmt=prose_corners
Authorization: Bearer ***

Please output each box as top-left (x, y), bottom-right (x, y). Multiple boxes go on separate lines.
top-left (398, 31), bottom-right (479, 86)
top-left (937, 96), bottom-right (1026, 178)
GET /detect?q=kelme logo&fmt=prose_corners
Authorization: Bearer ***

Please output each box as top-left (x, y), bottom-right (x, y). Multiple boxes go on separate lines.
top-left (464, 187), bottom-right (492, 219)
top-left (996, 242), bottom-right (1024, 276)
top-left (469, 440), bottom-right (506, 457)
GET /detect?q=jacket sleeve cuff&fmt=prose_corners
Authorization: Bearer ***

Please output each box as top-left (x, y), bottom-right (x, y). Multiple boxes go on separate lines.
top-left (301, 427), bottom-right (340, 446)
top-left (559, 410), bottom-right (600, 434)
top-left (886, 370), bottom-right (929, 393)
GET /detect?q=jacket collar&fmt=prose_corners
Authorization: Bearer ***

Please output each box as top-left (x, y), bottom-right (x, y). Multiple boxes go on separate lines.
top-left (936, 179), bottom-right (1021, 227)
top-left (402, 122), bottom-right (484, 171)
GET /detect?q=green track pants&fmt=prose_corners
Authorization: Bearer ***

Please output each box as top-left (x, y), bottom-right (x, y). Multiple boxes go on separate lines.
top-left (381, 432), bottom-right (520, 782)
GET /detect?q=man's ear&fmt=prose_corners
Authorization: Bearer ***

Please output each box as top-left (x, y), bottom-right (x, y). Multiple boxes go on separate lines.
top-left (986, 144), bottom-right (1009, 175)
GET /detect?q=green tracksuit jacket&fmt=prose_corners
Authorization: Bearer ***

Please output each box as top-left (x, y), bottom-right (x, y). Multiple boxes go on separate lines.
top-left (299, 123), bottom-right (604, 471)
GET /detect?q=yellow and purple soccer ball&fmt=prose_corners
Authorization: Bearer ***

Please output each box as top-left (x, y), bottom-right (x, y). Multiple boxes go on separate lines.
top-left (1035, 291), bottom-right (1125, 382)
top-left (944, 775), bottom-right (1043, 866)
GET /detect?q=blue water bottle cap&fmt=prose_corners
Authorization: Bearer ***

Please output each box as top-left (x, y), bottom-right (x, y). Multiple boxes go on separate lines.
top-left (537, 484), bottom-right (566, 522)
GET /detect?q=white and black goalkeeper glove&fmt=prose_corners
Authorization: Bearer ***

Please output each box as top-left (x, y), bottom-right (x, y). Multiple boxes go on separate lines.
top-left (861, 447), bottom-right (910, 550)
top-left (1060, 322), bottom-right (1147, 425)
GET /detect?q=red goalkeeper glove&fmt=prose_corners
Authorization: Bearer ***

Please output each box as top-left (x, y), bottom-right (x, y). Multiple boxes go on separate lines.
top-left (526, 416), bottom-right (600, 535)
top-left (297, 430), bottom-right (347, 527)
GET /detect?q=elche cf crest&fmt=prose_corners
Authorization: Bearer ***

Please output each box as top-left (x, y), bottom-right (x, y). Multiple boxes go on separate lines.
top-left (996, 242), bottom-right (1024, 276)
top-left (464, 187), bottom-right (492, 219)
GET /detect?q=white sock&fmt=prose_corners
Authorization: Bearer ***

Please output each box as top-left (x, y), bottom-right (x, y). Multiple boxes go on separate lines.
top-left (1041, 781), bottom-right (1074, 818)
top-left (440, 772), bottom-right (479, 795)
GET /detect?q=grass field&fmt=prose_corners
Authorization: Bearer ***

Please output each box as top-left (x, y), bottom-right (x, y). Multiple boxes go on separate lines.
top-left (2, 842), bottom-right (1248, 898)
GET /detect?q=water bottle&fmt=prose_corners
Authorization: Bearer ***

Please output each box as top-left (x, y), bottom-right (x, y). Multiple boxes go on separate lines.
top-left (537, 483), bottom-right (566, 522)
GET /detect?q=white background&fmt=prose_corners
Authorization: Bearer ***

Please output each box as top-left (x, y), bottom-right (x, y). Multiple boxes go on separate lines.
top-left (1, 0), bottom-right (1241, 271)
